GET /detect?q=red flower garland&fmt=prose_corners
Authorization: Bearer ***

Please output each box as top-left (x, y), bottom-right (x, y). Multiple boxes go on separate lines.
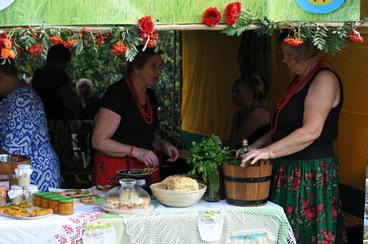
top-left (27, 42), bottom-right (43, 55)
top-left (64, 39), bottom-right (77, 49)
top-left (202, 7), bottom-right (221, 27)
top-left (49, 35), bottom-right (64, 45)
top-left (224, 2), bottom-right (242, 26)
top-left (111, 41), bottom-right (128, 55)
top-left (283, 37), bottom-right (304, 47)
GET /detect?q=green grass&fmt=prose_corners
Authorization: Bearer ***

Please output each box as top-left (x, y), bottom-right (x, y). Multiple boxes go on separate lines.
top-left (0, 0), bottom-right (359, 27)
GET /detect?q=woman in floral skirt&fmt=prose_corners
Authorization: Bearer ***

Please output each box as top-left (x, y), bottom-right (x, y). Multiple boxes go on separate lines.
top-left (241, 33), bottom-right (347, 243)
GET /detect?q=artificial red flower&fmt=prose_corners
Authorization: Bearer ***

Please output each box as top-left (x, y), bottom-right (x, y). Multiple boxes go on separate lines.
top-left (348, 30), bottom-right (364, 43)
top-left (27, 42), bottom-right (43, 55)
top-left (224, 2), bottom-right (242, 25)
top-left (202, 7), bottom-right (221, 27)
top-left (283, 37), bottom-right (304, 47)
top-left (49, 35), bottom-right (64, 45)
top-left (63, 39), bottom-right (77, 48)
top-left (138, 16), bottom-right (155, 35)
top-left (79, 27), bottom-right (88, 38)
top-left (111, 41), bottom-right (128, 55)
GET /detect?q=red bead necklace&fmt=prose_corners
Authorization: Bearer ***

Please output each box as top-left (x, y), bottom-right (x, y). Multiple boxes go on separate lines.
top-left (271, 61), bottom-right (324, 135)
top-left (127, 80), bottom-right (153, 124)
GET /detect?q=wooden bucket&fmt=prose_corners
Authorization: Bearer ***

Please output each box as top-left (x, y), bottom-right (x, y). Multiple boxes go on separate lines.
top-left (0, 154), bottom-right (31, 189)
top-left (223, 160), bottom-right (272, 206)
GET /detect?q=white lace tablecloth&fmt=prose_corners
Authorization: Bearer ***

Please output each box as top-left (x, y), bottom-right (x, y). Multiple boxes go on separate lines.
top-left (0, 204), bottom-right (103, 244)
top-left (121, 200), bottom-right (296, 244)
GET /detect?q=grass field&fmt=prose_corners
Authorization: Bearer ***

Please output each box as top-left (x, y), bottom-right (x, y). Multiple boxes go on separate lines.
top-left (0, 0), bottom-right (359, 27)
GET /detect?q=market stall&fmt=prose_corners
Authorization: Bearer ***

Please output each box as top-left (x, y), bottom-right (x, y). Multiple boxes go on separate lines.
top-left (0, 0), bottom-right (367, 243)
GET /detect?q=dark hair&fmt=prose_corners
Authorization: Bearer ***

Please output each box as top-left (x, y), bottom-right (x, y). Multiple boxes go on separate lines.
top-left (235, 73), bottom-right (267, 101)
top-left (46, 44), bottom-right (71, 64)
top-left (126, 46), bottom-right (163, 77)
top-left (278, 29), bottom-right (320, 61)
top-left (0, 60), bottom-right (17, 76)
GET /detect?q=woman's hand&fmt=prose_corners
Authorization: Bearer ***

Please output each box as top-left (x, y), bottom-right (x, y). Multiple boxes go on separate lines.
top-left (132, 147), bottom-right (159, 167)
top-left (162, 143), bottom-right (179, 162)
top-left (241, 148), bottom-right (271, 166)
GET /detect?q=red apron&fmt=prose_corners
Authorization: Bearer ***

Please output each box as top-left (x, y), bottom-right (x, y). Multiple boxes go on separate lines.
top-left (93, 151), bottom-right (160, 188)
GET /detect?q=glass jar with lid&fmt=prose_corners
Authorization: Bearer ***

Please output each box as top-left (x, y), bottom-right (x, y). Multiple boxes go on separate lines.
top-left (23, 184), bottom-right (38, 205)
top-left (8, 185), bottom-right (24, 205)
top-left (15, 164), bottom-right (33, 187)
top-left (103, 179), bottom-right (152, 213)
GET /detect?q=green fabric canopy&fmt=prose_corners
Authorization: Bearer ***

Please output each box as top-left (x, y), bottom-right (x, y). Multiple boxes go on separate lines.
top-left (0, 0), bottom-right (360, 27)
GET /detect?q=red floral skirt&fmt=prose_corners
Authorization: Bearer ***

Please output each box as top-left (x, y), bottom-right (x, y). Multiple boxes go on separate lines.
top-left (93, 151), bottom-right (160, 188)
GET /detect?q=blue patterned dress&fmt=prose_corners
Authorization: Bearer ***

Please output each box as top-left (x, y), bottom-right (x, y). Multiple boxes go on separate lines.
top-left (0, 87), bottom-right (60, 191)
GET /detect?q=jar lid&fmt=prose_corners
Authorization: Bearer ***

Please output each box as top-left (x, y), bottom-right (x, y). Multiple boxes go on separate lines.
top-left (58, 197), bottom-right (73, 203)
top-left (40, 193), bottom-right (54, 198)
top-left (24, 184), bottom-right (38, 190)
top-left (49, 195), bottom-right (64, 200)
top-left (10, 185), bottom-right (22, 190)
top-left (17, 164), bottom-right (31, 169)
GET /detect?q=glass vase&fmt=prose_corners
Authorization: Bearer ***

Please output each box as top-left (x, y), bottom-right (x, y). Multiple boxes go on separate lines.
top-left (205, 169), bottom-right (220, 202)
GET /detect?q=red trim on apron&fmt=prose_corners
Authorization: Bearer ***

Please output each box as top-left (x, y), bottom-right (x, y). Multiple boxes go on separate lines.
top-left (93, 151), bottom-right (160, 187)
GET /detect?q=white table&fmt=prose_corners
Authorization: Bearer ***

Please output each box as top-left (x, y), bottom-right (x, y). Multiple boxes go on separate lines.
top-left (0, 204), bottom-right (103, 244)
top-left (0, 201), bottom-right (296, 244)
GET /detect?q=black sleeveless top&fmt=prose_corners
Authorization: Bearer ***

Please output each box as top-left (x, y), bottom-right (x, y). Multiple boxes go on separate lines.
top-left (100, 80), bottom-right (159, 149)
top-left (271, 67), bottom-right (343, 160)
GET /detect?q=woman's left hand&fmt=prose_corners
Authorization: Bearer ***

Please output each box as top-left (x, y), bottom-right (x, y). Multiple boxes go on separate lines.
top-left (162, 143), bottom-right (179, 162)
top-left (241, 148), bottom-right (271, 166)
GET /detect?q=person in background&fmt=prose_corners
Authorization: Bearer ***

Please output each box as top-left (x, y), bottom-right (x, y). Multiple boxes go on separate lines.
top-left (0, 61), bottom-right (60, 191)
top-left (74, 78), bottom-right (100, 121)
top-left (92, 46), bottom-right (179, 188)
top-left (241, 32), bottom-right (347, 243)
top-left (32, 44), bottom-right (75, 172)
top-left (226, 73), bottom-right (270, 149)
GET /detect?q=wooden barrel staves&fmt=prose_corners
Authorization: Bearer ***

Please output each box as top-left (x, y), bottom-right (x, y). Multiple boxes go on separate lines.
top-left (0, 154), bottom-right (31, 189)
top-left (223, 160), bottom-right (272, 206)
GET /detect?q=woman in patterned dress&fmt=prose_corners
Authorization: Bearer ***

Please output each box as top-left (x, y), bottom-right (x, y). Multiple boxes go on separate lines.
top-left (241, 35), bottom-right (347, 243)
top-left (0, 61), bottom-right (60, 191)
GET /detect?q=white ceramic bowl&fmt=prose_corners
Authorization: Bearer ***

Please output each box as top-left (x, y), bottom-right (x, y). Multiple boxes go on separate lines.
top-left (150, 182), bottom-right (206, 207)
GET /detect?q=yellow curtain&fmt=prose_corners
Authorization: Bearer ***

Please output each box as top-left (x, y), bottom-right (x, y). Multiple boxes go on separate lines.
top-left (269, 31), bottom-right (368, 191)
top-left (181, 31), bottom-right (241, 139)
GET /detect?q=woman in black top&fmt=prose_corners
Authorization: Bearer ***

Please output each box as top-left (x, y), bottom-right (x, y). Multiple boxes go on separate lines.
top-left (226, 73), bottom-right (270, 148)
top-left (92, 47), bottom-right (179, 188)
top-left (241, 35), bottom-right (347, 243)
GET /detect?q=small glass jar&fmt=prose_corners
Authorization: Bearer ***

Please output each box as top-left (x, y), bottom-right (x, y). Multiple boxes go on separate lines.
top-left (23, 184), bottom-right (38, 205)
top-left (58, 198), bottom-right (74, 215)
top-left (9, 185), bottom-right (23, 205)
top-left (0, 186), bottom-right (6, 206)
top-left (33, 192), bottom-right (42, 207)
top-left (49, 195), bottom-right (64, 214)
top-left (40, 193), bottom-right (55, 208)
top-left (15, 164), bottom-right (32, 187)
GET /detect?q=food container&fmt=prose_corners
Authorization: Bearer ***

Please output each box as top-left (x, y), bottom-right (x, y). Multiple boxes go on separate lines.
top-left (8, 185), bottom-right (24, 205)
top-left (58, 197), bottom-right (74, 215)
top-left (0, 186), bottom-right (6, 206)
top-left (49, 195), bottom-right (64, 214)
top-left (40, 193), bottom-right (55, 208)
top-left (116, 169), bottom-right (154, 194)
top-left (0, 154), bottom-right (31, 189)
top-left (103, 178), bottom-right (153, 214)
top-left (15, 164), bottom-right (33, 187)
top-left (33, 192), bottom-right (42, 207)
top-left (23, 184), bottom-right (38, 205)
